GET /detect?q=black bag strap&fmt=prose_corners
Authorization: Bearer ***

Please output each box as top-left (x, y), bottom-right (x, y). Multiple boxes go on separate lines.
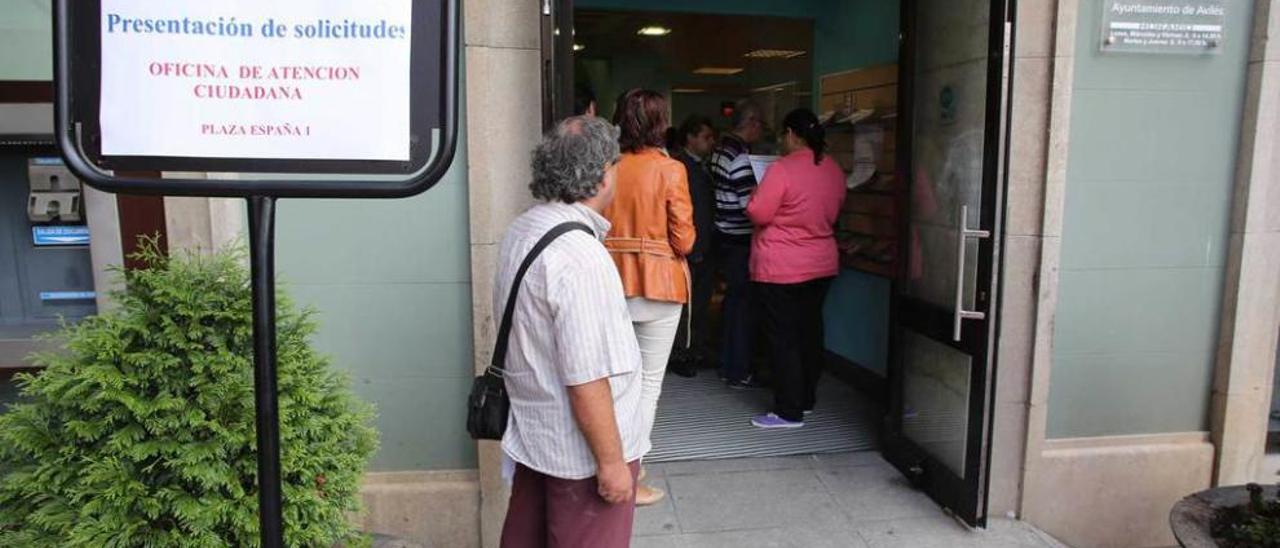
top-left (490, 221), bottom-right (594, 372)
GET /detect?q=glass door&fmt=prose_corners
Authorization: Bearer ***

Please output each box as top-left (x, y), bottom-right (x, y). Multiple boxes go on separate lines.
top-left (882, 0), bottom-right (1013, 528)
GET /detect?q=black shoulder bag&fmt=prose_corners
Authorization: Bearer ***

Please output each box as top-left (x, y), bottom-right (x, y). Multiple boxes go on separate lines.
top-left (467, 221), bottom-right (594, 440)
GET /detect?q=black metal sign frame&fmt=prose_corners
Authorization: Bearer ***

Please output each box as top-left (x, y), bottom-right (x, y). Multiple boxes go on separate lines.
top-left (53, 2), bottom-right (460, 547)
top-left (54, 0), bottom-right (459, 198)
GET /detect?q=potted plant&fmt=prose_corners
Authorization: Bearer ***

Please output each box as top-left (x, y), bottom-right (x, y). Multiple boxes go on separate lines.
top-left (0, 241), bottom-right (379, 547)
top-left (1171, 482), bottom-right (1280, 547)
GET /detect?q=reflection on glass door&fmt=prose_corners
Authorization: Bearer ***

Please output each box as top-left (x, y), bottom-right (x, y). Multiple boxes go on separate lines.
top-left (901, 330), bottom-right (972, 476)
top-left (904, 0), bottom-right (991, 314)
top-left (881, 0), bottom-right (1011, 528)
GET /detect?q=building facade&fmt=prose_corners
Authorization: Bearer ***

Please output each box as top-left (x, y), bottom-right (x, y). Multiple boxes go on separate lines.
top-left (2, 1), bottom-right (1279, 547)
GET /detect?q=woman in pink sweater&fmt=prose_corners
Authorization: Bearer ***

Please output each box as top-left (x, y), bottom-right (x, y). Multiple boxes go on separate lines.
top-left (745, 108), bottom-right (847, 429)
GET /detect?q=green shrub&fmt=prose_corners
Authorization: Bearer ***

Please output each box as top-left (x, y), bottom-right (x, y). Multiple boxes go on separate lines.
top-left (0, 240), bottom-right (378, 547)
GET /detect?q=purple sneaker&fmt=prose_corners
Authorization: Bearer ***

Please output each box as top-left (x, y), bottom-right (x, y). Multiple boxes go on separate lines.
top-left (751, 413), bottom-right (804, 429)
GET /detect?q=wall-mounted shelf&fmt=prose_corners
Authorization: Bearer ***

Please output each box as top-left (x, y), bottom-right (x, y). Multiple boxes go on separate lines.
top-left (820, 64), bottom-right (902, 280)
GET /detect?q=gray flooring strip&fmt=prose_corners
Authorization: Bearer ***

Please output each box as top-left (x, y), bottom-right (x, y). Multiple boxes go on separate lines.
top-left (646, 372), bottom-right (882, 463)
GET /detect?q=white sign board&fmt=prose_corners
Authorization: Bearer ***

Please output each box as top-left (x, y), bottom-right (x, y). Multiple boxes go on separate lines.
top-left (99, 0), bottom-right (413, 161)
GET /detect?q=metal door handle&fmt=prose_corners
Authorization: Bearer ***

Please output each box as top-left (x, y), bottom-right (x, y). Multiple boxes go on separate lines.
top-left (953, 205), bottom-right (990, 341)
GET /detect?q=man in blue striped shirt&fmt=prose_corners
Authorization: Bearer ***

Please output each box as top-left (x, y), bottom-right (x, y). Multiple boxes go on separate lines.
top-left (709, 100), bottom-right (766, 388)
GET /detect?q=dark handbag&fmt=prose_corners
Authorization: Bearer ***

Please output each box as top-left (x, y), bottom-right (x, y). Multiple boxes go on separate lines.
top-left (467, 221), bottom-right (594, 440)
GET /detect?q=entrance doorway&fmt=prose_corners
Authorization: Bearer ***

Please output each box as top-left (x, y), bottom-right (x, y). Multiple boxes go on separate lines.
top-left (549, 0), bottom-right (1013, 529)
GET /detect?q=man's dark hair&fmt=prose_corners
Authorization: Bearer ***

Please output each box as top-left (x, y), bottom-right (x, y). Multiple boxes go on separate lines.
top-left (676, 115), bottom-right (714, 149)
top-left (573, 84), bottom-right (597, 116)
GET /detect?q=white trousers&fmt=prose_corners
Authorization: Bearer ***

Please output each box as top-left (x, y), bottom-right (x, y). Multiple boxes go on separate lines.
top-left (626, 297), bottom-right (683, 449)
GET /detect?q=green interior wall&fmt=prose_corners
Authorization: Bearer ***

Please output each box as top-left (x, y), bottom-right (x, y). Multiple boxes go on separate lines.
top-left (1047, 1), bottom-right (1253, 438)
top-left (812, 0), bottom-right (900, 106)
top-left (824, 272), bottom-right (890, 375)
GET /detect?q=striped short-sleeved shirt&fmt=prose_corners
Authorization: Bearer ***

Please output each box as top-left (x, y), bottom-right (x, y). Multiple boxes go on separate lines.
top-left (710, 134), bottom-right (758, 237)
top-left (495, 201), bottom-right (648, 480)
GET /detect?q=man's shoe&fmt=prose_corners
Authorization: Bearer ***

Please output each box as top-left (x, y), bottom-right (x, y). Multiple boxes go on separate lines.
top-left (751, 413), bottom-right (804, 429)
top-left (636, 484), bottom-right (666, 506)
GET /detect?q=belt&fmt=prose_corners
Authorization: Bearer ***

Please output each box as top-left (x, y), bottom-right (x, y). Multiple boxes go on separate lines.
top-left (604, 237), bottom-right (694, 348)
top-left (604, 237), bottom-right (677, 258)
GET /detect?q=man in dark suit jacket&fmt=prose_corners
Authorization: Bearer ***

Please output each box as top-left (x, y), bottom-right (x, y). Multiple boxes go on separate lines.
top-left (670, 116), bottom-right (718, 375)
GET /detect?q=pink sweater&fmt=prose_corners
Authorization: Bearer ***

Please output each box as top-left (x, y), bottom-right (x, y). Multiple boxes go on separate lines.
top-left (745, 149), bottom-right (847, 284)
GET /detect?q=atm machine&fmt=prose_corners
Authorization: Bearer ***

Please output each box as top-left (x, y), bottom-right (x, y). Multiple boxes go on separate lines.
top-left (0, 119), bottom-right (98, 369)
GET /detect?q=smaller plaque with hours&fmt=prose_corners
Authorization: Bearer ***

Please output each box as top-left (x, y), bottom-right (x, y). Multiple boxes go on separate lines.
top-left (1101, 0), bottom-right (1225, 55)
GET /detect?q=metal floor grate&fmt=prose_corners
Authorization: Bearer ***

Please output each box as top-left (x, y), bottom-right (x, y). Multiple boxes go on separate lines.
top-left (646, 372), bottom-right (882, 463)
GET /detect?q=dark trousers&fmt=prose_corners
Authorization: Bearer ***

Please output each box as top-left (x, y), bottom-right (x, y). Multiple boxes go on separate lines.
top-left (675, 252), bottom-right (716, 357)
top-left (717, 241), bottom-right (754, 382)
top-left (500, 462), bottom-right (640, 548)
top-left (757, 278), bottom-right (833, 422)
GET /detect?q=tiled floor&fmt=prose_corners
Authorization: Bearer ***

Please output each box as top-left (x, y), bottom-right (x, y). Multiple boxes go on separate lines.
top-left (632, 452), bottom-right (1068, 548)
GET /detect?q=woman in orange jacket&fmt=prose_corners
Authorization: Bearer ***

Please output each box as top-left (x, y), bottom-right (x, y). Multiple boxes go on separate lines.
top-left (604, 89), bottom-right (696, 506)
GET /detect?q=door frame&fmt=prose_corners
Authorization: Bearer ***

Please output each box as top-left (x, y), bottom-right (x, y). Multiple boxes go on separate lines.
top-left (881, 0), bottom-right (1017, 528)
top-left (543, 0), bottom-right (1018, 529)
top-left (541, 0), bottom-right (575, 130)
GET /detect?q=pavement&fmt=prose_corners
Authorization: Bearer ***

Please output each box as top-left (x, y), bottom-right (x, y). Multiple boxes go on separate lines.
top-left (631, 452), bottom-right (1069, 548)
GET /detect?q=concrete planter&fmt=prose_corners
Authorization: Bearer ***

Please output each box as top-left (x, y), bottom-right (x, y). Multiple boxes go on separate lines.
top-left (1170, 485), bottom-right (1280, 547)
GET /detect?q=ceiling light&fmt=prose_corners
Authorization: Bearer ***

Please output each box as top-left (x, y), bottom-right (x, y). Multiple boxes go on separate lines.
top-left (671, 88), bottom-right (706, 94)
top-left (637, 26), bottom-right (672, 36)
top-left (747, 48), bottom-right (803, 59)
top-left (693, 67), bottom-right (744, 76)
top-left (750, 81), bottom-right (798, 93)
top-left (573, 43), bottom-right (586, 52)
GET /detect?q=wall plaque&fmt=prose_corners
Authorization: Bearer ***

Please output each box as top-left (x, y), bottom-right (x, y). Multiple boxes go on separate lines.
top-left (1101, 1), bottom-right (1225, 54)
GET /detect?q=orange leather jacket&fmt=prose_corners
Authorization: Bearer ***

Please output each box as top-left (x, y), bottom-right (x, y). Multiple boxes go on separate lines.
top-left (603, 148), bottom-right (697, 304)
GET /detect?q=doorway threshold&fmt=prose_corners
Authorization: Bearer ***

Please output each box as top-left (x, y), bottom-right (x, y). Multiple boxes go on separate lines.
top-left (648, 373), bottom-right (880, 463)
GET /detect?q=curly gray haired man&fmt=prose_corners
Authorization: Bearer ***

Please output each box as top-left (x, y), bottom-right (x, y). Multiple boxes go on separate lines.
top-left (496, 115), bottom-right (646, 548)
top-left (530, 115), bottom-right (621, 204)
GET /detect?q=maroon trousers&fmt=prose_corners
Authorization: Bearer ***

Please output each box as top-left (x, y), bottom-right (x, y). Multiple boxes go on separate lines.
top-left (499, 461), bottom-right (640, 548)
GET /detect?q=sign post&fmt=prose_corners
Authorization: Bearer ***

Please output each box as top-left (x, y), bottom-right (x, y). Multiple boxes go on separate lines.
top-left (53, 2), bottom-right (459, 546)
top-left (248, 195), bottom-right (283, 546)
